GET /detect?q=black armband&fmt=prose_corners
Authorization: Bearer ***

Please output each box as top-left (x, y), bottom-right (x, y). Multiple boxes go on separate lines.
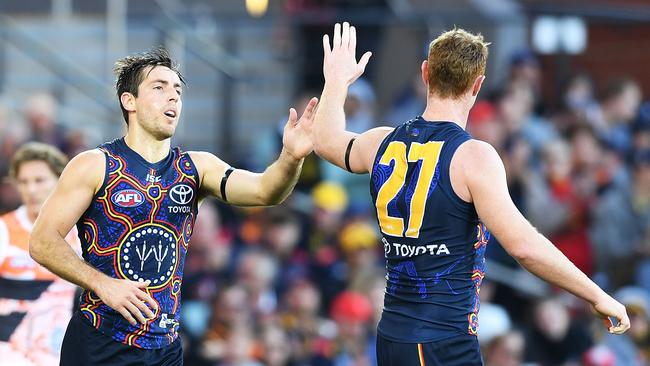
top-left (344, 138), bottom-right (356, 173)
top-left (220, 167), bottom-right (235, 202)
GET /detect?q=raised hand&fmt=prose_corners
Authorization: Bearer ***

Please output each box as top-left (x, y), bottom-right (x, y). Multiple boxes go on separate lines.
top-left (282, 97), bottom-right (319, 160)
top-left (95, 277), bottom-right (158, 326)
top-left (322, 22), bottom-right (372, 88)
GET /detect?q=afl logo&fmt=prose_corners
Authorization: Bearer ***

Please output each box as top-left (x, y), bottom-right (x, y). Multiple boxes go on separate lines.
top-left (112, 189), bottom-right (145, 207)
top-left (170, 184), bottom-right (193, 205)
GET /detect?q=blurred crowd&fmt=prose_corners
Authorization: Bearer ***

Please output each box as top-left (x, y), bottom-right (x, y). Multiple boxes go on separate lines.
top-left (1, 45), bottom-right (650, 366)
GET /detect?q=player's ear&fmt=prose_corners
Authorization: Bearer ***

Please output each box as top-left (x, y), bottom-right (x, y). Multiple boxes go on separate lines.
top-left (420, 60), bottom-right (429, 89)
top-left (120, 92), bottom-right (136, 113)
top-left (471, 75), bottom-right (485, 97)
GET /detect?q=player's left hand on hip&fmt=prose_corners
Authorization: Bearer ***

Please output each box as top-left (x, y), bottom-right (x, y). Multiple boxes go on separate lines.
top-left (282, 97), bottom-right (319, 160)
top-left (322, 22), bottom-right (372, 88)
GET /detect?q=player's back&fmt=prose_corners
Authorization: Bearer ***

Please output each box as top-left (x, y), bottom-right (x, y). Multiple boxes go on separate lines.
top-left (370, 116), bottom-right (489, 343)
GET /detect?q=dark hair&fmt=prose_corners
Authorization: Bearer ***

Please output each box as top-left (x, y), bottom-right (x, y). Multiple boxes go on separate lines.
top-left (10, 142), bottom-right (68, 179)
top-left (113, 47), bottom-right (185, 124)
top-left (600, 77), bottom-right (638, 103)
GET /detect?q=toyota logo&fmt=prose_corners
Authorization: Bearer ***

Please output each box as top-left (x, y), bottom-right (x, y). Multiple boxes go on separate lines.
top-left (170, 184), bottom-right (193, 205)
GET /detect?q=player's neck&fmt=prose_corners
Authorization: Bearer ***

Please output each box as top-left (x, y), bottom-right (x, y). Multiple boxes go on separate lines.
top-left (421, 96), bottom-right (471, 130)
top-left (123, 130), bottom-right (171, 164)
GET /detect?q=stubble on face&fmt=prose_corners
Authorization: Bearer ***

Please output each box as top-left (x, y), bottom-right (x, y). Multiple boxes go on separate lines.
top-left (133, 66), bottom-right (183, 141)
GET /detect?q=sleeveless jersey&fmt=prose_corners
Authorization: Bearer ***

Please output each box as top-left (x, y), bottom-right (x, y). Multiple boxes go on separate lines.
top-left (76, 137), bottom-right (199, 349)
top-left (0, 206), bottom-right (80, 365)
top-left (370, 117), bottom-right (490, 342)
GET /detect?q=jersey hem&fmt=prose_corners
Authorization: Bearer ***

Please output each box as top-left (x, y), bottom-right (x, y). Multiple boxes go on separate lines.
top-left (376, 326), bottom-right (473, 344)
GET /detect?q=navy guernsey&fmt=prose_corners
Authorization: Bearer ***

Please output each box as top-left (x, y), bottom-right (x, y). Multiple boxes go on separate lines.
top-left (370, 117), bottom-right (490, 343)
top-left (76, 137), bottom-right (199, 349)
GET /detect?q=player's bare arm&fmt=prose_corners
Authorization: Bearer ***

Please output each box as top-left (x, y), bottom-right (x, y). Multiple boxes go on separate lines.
top-left (312, 22), bottom-right (392, 173)
top-left (455, 139), bottom-right (630, 334)
top-left (192, 97), bottom-right (318, 206)
top-left (29, 149), bottom-right (158, 326)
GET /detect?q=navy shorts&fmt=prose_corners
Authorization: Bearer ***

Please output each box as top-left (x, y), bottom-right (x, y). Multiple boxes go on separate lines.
top-left (60, 311), bottom-right (183, 366)
top-left (377, 333), bottom-right (483, 366)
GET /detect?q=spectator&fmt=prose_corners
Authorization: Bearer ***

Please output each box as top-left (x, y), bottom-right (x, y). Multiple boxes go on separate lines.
top-left (386, 73), bottom-right (427, 126)
top-left (183, 200), bottom-right (233, 303)
top-left (263, 208), bottom-right (309, 294)
top-left (199, 284), bottom-right (252, 364)
top-left (524, 297), bottom-right (593, 365)
top-left (260, 323), bottom-right (293, 366)
top-left (468, 100), bottom-right (506, 149)
top-left (591, 149), bottom-right (650, 286)
top-left (329, 291), bottom-right (374, 366)
top-left (525, 139), bottom-right (594, 275)
top-left (478, 303), bottom-right (512, 346)
top-left (554, 73), bottom-right (599, 135)
top-left (279, 279), bottom-right (329, 364)
top-left (590, 78), bottom-right (642, 158)
top-left (337, 220), bottom-right (382, 292)
top-left (484, 330), bottom-right (526, 366)
top-left (24, 93), bottom-right (68, 154)
top-left (236, 249), bottom-right (280, 317)
top-left (508, 48), bottom-right (542, 104)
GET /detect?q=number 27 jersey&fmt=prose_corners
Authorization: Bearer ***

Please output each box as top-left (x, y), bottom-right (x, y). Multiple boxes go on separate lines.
top-left (370, 117), bottom-right (490, 343)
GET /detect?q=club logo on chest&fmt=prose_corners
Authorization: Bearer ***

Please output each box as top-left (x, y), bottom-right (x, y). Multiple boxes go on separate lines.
top-left (118, 225), bottom-right (178, 287)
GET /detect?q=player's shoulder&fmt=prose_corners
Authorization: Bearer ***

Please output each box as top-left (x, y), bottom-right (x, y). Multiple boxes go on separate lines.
top-left (185, 151), bottom-right (219, 165)
top-left (358, 126), bottom-right (394, 144)
top-left (368, 126), bottom-right (395, 136)
top-left (456, 139), bottom-right (500, 162)
top-left (185, 151), bottom-right (228, 174)
top-left (62, 149), bottom-right (106, 182)
top-left (69, 148), bottom-right (105, 164)
top-left (355, 127), bottom-right (395, 172)
top-left (185, 150), bottom-right (205, 159)
top-left (454, 139), bottom-right (503, 173)
top-left (358, 126), bottom-right (394, 151)
top-left (66, 149), bottom-right (105, 169)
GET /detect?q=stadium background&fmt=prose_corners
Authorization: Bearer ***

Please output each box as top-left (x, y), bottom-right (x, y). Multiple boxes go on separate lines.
top-left (0, 0), bottom-right (649, 365)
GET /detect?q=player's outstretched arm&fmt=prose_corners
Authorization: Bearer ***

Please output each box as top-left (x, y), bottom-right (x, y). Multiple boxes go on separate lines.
top-left (30, 150), bottom-right (157, 326)
top-left (192, 97), bottom-right (318, 206)
top-left (458, 140), bottom-right (630, 334)
top-left (311, 22), bottom-right (392, 174)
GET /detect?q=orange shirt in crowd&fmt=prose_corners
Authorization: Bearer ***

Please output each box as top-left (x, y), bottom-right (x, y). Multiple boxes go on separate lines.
top-left (0, 206), bottom-right (80, 366)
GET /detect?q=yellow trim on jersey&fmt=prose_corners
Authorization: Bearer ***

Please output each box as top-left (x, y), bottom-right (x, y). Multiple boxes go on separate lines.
top-left (418, 343), bottom-right (426, 366)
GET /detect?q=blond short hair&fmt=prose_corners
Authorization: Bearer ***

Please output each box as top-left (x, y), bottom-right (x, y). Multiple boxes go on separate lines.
top-left (427, 28), bottom-right (490, 98)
